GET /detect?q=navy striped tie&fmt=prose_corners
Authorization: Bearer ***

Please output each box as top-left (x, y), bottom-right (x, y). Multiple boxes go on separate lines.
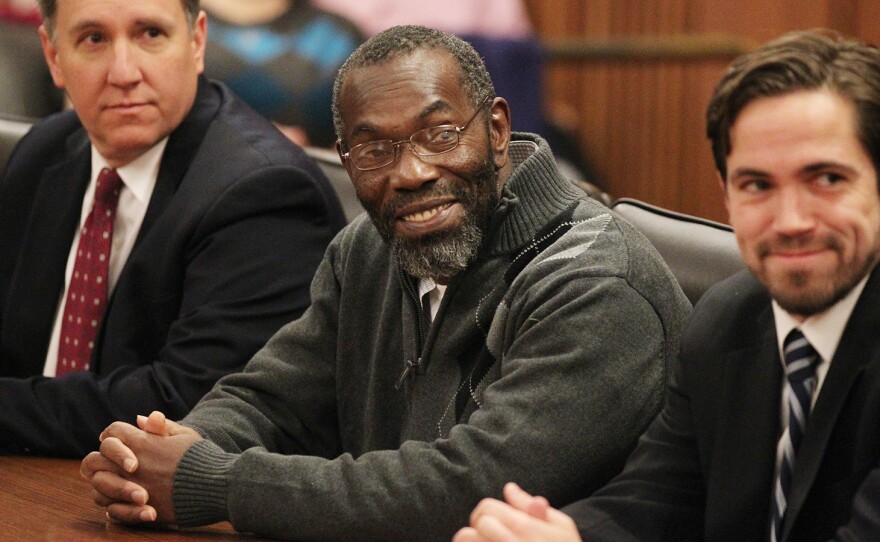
top-left (771, 329), bottom-right (820, 542)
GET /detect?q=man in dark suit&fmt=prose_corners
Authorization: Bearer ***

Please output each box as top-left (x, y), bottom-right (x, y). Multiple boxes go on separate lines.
top-left (455, 29), bottom-right (880, 542)
top-left (0, 0), bottom-right (345, 457)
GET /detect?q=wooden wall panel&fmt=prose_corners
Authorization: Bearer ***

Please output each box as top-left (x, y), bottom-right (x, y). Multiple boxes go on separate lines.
top-left (855, 0), bottom-right (880, 45)
top-left (525, 0), bottom-right (879, 222)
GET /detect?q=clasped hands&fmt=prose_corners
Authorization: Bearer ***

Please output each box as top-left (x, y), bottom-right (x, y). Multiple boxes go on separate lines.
top-left (82, 414), bottom-right (582, 540)
top-left (453, 482), bottom-right (582, 542)
top-left (80, 411), bottom-right (203, 526)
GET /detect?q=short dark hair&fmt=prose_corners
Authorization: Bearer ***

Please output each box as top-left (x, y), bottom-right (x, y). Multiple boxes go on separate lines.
top-left (38, 0), bottom-right (201, 37)
top-left (707, 29), bottom-right (880, 181)
top-left (331, 25), bottom-right (495, 143)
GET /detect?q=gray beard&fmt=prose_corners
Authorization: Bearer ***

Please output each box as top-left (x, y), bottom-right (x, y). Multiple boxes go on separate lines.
top-left (390, 218), bottom-right (484, 279)
top-left (370, 152), bottom-right (499, 280)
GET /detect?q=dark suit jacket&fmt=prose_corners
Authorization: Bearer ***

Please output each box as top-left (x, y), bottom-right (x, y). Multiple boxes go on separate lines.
top-left (0, 78), bottom-right (346, 457)
top-left (564, 269), bottom-right (880, 541)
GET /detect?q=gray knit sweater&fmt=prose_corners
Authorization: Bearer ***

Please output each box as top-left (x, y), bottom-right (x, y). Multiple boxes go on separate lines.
top-left (173, 133), bottom-right (691, 541)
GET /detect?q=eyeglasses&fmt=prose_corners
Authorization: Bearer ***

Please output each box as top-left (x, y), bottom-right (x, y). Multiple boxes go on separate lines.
top-left (341, 96), bottom-right (492, 171)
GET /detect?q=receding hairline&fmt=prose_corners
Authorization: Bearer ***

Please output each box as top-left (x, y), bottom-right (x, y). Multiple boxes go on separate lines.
top-left (337, 49), bottom-right (487, 144)
top-left (337, 46), bottom-right (467, 103)
top-left (39, 0), bottom-right (201, 39)
top-left (331, 25), bottom-right (495, 145)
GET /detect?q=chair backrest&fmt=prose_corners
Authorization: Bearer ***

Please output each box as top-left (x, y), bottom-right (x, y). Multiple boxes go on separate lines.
top-left (0, 114), bottom-right (33, 177)
top-left (611, 197), bottom-right (745, 304)
top-left (304, 146), bottom-right (364, 222)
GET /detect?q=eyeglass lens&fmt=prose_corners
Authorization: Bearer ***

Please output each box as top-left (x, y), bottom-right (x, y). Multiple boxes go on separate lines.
top-left (347, 96), bottom-right (491, 171)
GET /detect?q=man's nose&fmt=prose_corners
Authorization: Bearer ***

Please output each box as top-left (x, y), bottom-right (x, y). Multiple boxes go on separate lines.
top-left (773, 189), bottom-right (816, 235)
top-left (107, 41), bottom-right (143, 87)
top-left (389, 144), bottom-right (441, 191)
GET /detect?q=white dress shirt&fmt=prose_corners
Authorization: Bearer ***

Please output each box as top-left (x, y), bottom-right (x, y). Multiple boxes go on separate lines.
top-left (42, 140), bottom-right (167, 376)
top-left (418, 277), bottom-right (447, 324)
top-left (770, 272), bottom-right (870, 495)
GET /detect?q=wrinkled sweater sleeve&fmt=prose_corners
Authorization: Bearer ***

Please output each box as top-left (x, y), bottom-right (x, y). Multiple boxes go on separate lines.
top-left (171, 205), bottom-right (691, 542)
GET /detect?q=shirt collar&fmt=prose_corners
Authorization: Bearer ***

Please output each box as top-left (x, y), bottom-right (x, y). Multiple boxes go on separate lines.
top-left (418, 277), bottom-right (438, 301)
top-left (772, 272), bottom-right (871, 364)
top-left (90, 138), bottom-right (169, 204)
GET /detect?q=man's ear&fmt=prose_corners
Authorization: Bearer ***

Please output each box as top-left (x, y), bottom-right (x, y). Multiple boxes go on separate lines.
top-left (192, 11), bottom-right (208, 74)
top-left (39, 25), bottom-right (65, 89)
top-left (488, 97), bottom-right (511, 170)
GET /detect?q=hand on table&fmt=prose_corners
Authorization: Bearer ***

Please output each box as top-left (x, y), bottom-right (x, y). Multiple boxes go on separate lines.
top-left (453, 483), bottom-right (582, 542)
top-left (80, 411), bottom-right (202, 525)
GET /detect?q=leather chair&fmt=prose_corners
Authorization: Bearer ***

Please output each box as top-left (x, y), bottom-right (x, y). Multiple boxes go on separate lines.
top-left (303, 146), bottom-right (364, 222)
top-left (0, 114), bottom-right (33, 177)
top-left (611, 197), bottom-right (745, 304)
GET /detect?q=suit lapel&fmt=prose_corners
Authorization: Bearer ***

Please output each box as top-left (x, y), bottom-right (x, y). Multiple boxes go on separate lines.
top-left (133, 77), bottom-right (220, 247)
top-left (783, 268), bottom-right (880, 539)
top-left (2, 134), bottom-right (90, 375)
top-left (708, 303), bottom-right (782, 536)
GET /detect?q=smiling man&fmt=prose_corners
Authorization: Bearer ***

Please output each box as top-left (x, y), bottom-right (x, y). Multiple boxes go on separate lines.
top-left (0, 0), bottom-right (344, 456)
top-left (455, 30), bottom-right (880, 542)
top-left (81, 25), bottom-right (690, 541)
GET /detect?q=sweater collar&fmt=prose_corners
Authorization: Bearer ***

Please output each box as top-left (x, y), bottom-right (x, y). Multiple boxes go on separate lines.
top-left (488, 132), bottom-right (584, 254)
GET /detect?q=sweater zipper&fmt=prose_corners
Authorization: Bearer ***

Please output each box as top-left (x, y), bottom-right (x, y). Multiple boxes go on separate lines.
top-left (394, 357), bottom-right (420, 390)
top-left (395, 275), bottom-right (427, 390)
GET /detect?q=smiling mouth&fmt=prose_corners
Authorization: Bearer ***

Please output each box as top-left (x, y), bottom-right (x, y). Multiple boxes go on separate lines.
top-left (400, 202), bottom-right (454, 223)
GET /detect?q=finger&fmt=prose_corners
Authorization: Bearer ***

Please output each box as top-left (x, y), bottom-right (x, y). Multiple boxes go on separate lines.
top-left (525, 496), bottom-right (550, 521)
top-left (545, 506), bottom-right (580, 531)
top-left (503, 483), bottom-right (548, 520)
top-left (472, 514), bottom-right (516, 541)
top-left (136, 414), bottom-right (165, 434)
top-left (90, 470), bottom-right (149, 506)
top-left (142, 411), bottom-right (168, 435)
top-left (81, 451), bottom-right (126, 479)
top-left (99, 436), bottom-right (138, 473)
top-left (106, 503), bottom-right (158, 525)
top-left (502, 483), bottom-right (533, 508)
top-left (92, 487), bottom-right (133, 508)
top-left (99, 420), bottom-right (139, 442)
top-left (452, 527), bottom-right (492, 542)
top-left (469, 498), bottom-right (506, 526)
top-left (135, 415), bottom-right (149, 431)
top-left (137, 411), bottom-right (192, 437)
top-left (164, 418), bottom-right (192, 436)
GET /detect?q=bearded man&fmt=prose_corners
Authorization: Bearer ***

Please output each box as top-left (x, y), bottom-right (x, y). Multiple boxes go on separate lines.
top-left (82, 25), bottom-right (690, 542)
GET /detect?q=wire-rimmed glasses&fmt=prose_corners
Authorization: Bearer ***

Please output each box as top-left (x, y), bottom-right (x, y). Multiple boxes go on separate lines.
top-left (341, 96), bottom-right (493, 171)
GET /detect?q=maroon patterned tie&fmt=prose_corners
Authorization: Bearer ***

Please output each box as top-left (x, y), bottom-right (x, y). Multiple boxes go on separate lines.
top-left (56, 168), bottom-right (123, 377)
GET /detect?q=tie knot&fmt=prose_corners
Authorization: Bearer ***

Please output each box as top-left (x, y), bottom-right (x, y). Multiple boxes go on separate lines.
top-left (783, 329), bottom-right (819, 383)
top-left (96, 168), bottom-right (123, 203)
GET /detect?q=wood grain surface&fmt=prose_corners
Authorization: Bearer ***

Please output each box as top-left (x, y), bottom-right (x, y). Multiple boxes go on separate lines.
top-left (0, 456), bottom-right (273, 541)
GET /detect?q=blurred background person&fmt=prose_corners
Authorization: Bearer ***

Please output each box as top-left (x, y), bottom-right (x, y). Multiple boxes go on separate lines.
top-left (200, 0), bottom-right (364, 147)
top-left (0, 0), bottom-right (40, 24)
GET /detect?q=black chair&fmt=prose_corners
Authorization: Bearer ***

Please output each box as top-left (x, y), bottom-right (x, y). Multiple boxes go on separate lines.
top-left (0, 114), bottom-right (33, 177)
top-left (611, 197), bottom-right (745, 304)
top-left (303, 146), bottom-right (364, 222)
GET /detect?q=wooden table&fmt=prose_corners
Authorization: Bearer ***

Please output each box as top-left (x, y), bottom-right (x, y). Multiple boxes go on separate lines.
top-left (0, 456), bottom-right (271, 540)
